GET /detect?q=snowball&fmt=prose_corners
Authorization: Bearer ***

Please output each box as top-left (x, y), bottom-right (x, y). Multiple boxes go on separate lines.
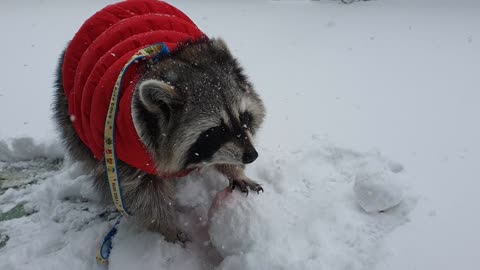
top-left (208, 191), bottom-right (262, 257)
top-left (354, 171), bottom-right (404, 213)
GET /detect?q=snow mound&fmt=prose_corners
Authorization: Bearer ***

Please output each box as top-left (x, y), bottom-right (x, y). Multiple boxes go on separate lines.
top-left (0, 137), bottom-right (63, 162)
top-left (0, 140), bottom-right (415, 270)
top-left (205, 144), bottom-right (414, 270)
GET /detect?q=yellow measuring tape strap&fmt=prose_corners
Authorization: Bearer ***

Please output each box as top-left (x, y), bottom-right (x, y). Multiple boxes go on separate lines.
top-left (96, 251), bottom-right (108, 265)
top-left (97, 43), bottom-right (168, 264)
top-left (104, 43), bottom-right (167, 217)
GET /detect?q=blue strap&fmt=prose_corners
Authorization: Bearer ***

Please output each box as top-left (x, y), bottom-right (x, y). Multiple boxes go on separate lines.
top-left (98, 215), bottom-right (122, 262)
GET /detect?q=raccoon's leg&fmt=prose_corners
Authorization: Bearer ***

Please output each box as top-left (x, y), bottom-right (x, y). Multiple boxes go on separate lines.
top-left (215, 164), bottom-right (264, 194)
top-left (128, 174), bottom-right (182, 242)
top-left (93, 162), bottom-right (184, 242)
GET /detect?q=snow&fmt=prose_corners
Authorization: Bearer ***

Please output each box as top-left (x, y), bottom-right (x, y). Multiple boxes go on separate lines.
top-left (0, 137), bottom-right (63, 162)
top-left (1, 0), bottom-right (480, 270)
top-left (0, 139), bottom-right (414, 270)
top-left (354, 170), bottom-right (404, 213)
top-left (207, 145), bottom-right (413, 270)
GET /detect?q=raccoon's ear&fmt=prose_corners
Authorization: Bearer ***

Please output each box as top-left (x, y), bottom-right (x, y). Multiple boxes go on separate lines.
top-left (138, 79), bottom-right (181, 115)
top-left (212, 38), bottom-right (231, 54)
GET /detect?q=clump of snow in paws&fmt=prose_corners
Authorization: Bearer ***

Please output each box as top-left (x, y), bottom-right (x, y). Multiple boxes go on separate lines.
top-left (208, 192), bottom-right (264, 257)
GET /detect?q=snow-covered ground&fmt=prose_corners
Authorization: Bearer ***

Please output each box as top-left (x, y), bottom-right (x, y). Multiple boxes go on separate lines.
top-left (1, 0), bottom-right (479, 269)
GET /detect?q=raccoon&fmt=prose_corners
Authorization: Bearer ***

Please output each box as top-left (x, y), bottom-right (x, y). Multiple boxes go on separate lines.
top-left (52, 38), bottom-right (266, 241)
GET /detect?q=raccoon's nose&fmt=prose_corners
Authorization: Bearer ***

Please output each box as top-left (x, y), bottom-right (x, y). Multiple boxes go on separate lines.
top-left (242, 149), bottom-right (258, 164)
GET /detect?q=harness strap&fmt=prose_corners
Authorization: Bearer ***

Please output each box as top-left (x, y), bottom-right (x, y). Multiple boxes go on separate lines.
top-left (104, 43), bottom-right (169, 217)
top-left (95, 215), bottom-right (122, 264)
top-left (96, 43), bottom-right (169, 264)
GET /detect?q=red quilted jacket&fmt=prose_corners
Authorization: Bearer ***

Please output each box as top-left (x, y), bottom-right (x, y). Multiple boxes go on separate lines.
top-left (62, 0), bottom-right (206, 174)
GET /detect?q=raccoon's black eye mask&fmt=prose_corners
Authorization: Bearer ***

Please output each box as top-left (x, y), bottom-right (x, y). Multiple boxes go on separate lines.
top-left (185, 110), bottom-right (255, 166)
top-left (185, 122), bottom-right (231, 165)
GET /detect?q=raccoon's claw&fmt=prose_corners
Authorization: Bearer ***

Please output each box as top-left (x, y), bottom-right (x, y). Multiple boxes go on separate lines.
top-left (177, 231), bottom-right (190, 244)
top-left (230, 179), bottom-right (264, 195)
top-left (230, 180), bottom-right (249, 195)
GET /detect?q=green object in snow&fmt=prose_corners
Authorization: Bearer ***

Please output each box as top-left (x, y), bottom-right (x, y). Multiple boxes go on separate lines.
top-left (0, 204), bottom-right (28, 222)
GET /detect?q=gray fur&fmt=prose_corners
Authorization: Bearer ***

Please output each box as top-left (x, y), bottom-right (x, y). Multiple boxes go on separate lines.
top-left (52, 38), bottom-right (266, 241)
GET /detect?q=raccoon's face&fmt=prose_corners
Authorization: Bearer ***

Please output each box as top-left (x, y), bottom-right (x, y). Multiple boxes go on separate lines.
top-left (132, 39), bottom-right (265, 174)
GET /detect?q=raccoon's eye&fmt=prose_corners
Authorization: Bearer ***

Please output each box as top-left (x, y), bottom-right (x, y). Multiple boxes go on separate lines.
top-left (185, 123), bottom-right (231, 165)
top-left (239, 111), bottom-right (253, 129)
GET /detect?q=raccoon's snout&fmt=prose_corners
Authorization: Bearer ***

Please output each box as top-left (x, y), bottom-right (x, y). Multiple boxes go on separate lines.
top-left (242, 148), bottom-right (258, 164)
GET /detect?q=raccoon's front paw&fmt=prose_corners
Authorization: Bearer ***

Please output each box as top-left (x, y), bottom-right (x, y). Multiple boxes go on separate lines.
top-left (177, 230), bottom-right (190, 244)
top-left (230, 178), bottom-right (264, 195)
top-left (162, 228), bottom-right (190, 244)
